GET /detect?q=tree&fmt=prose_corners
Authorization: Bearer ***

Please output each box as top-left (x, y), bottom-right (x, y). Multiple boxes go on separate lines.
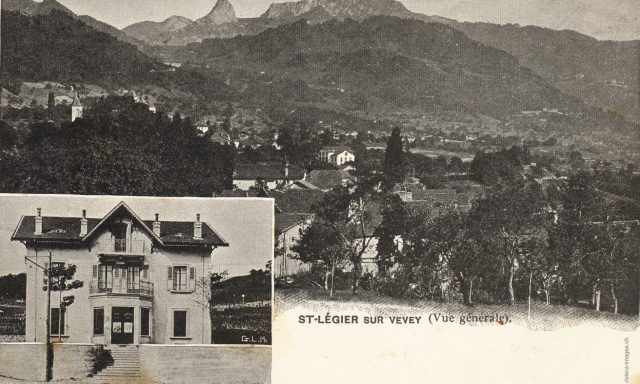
top-left (47, 92), bottom-right (55, 110)
top-left (468, 180), bottom-right (550, 305)
top-left (375, 194), bottom-right (410, 277)
top-left (383, 127), bottom-right (405, 187)
top-left (294, 184), bottom-right (382, 296)
top-left (44, 264), bottom-right (83, 341)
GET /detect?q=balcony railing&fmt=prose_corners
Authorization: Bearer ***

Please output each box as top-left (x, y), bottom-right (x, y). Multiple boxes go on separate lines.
top-left (89, 280), bottom-right (154, 297)
top-left (99, 239), bottom-right (146, 254)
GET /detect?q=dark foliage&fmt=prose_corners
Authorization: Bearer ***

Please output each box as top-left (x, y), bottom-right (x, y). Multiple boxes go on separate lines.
top-left (383, 127), bottom-right (405, 186)
top-left (0, 273), bottom-right (26, 300)
top-left (0, 97), bottom-right (235, 195)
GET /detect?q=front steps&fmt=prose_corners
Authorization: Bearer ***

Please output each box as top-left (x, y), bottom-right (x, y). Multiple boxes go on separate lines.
top-left (91, 345), bottom-right (143, 383)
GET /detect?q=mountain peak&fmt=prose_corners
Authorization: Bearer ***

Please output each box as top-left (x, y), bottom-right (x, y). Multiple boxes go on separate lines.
top-left (1, 0), bottom-right (74, 16)
top-left (261, 0), bottom-right (412, 20)
top-left (200, 0), bottom-right (237, 25)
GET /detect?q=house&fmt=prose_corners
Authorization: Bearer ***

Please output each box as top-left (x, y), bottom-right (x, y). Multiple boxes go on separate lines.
top-left (12, 201), bottom-right (229, 345)
top-left (286, 179), bottom-right (321, 190)
top-left (305, 170), bottom-right (354, 192)
top-left (209, 128), bottom-right (231, 145)
top-left (71, 94), bottom-right (83, 122)
top-left (233, 162), bottom-right (306, 190)
top-left (270, 190), bottom-right (326, 214)
top-left (275, 213), bottom-right (312, 278)
top-left (317, 146), bottom-right (355, 166)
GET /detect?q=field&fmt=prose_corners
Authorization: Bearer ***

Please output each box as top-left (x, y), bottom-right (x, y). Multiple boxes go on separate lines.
top-left (212, 304), bottom-right (272, 345)
top-left (0, 304), bottom-right (25, 340)
top-left (276, 288), bottom-right (639, 331)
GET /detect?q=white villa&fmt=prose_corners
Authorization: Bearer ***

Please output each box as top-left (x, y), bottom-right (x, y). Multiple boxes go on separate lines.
top-left (71, 94), bottom-right (83, 122)
top-left (12, 201), bottom-right (229, 345)
top-left (317, 146), bottom-right (355, 166)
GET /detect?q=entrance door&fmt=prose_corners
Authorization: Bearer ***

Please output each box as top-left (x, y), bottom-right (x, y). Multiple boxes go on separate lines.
top-left (111, 307), bottom-right (134, 344)
top-left (113, 266), bottom-right (127, 294)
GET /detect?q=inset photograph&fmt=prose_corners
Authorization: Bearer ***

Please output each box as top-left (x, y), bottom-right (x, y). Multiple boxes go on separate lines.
top-left (0, 194), bottom-right (272, 383)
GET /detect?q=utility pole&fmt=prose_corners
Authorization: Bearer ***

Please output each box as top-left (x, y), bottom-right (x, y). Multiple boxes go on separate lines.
top-left (46, 251), bottom-right (52, 382)
top-left (23, 251), bottom-right (54, 381)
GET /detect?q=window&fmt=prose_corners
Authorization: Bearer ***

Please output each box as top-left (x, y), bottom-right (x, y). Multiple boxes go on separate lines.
top-left (173, 266), bottom-right (188, 291)
top-left (98, 265), bottom-right (112, 290)
top-left (141, 308), bottom-right (150, 336)
top-left (50, 308), bottom-right (65, 335)
top-left (173, 310), bottom-right (187, 337)
top-left (93, 308), bottom-right (104, 335)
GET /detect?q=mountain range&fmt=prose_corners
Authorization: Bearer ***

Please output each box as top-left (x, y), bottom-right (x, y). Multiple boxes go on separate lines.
top-left (119, 0), bottom-right (640, 123)
top-left (172, 17), bottom-right (582, 120)
top-left (1, 0), bottom-right (145, 47)
top-left (1, 0), bottom-right (638, 125)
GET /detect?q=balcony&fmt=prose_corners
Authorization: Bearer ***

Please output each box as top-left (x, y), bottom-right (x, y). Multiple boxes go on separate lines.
top-left (98, 239), bottom-right (146, 255)
top-left (89, 280), bottom-right (154, 298)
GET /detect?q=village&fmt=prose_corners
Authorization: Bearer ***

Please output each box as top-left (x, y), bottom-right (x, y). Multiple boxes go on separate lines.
top-left (0, 0), bottom-right (639, 381)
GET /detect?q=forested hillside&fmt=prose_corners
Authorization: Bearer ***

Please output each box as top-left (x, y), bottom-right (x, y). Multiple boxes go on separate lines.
top-left (176, 17), bottom-right (583, 119)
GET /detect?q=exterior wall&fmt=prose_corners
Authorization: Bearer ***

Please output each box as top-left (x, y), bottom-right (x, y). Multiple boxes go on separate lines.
top-left (139, 344), bottom-right (271, 384)
top-left (318, 150), bottom-right (355, 166)
top-left (24, 224), bottom-right (212, 345)
top-left (334, 151), bottom-right (355, 166)
top-left (275, 223), bottom-right (311, 278)
top-left (71, 106), bottom-right (82, 122)
top-left (0, 342), bottom-right (47, 381)
top-left (359, 236), bottom-right (379, 275)
top-left (0, 342), bottom-right (95, 382)
top-left (234, 179), bottom-right (291, 191)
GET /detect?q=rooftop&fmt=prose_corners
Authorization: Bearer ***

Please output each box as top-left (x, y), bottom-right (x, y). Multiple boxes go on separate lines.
top-left (275, 213), bottom-right (311, 235)
top-left (306, 170), bottom-right (353, 191)
top-left (234, 162), bottom-right (305, 181)
top-left (12, 202), bottom-right (228, 248)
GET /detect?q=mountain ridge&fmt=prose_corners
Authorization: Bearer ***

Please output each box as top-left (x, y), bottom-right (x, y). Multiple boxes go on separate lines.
top-left (122, 15), bottom-right (193, 44)
top-left (173, 17), bottom-right (583, 120)
top-left (1, 0), bottom-right (145, 47)
top-left (198, 0), bottom-right (237, 25)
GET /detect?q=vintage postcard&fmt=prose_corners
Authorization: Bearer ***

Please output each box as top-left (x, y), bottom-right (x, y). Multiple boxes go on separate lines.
top-left (0, 0), bottom-right (638, 383)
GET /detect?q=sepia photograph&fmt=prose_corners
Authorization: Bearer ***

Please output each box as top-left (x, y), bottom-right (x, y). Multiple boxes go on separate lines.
top-left (0, 195), bottom-right (272, 383)
top-left (0, 0), bottom-right (638, 383)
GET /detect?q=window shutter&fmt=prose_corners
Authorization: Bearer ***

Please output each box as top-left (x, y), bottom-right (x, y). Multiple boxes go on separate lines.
top-left (167, 266), bottom-right (173, 290)
top-left (188, 267), bottom-right (196, 291)
top-left (92, 265), bottom-right (98, 279)
top-left (114, 268), bottom-right (119, 278)
top-left (142, 268), bottom-right (148, 280)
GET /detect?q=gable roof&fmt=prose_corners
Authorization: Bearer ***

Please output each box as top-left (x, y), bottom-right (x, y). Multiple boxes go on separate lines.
top-left (275, 213), bottom-right (311, 235)
top-left (412, 189), bottom-right (457, 204)
top-left (233, 162), bottom-right (305, 181)
top-left (270, 190), bottom-right (326, 214)
top-left (306, 170), bottom-right (353, 191)
top-left (12, 201), bottom-right (228, 248)
top-left (71, 94), bottom-right (82, 107)
top-left (321, 146), bottom-right (352, 153)
top-left (83, 201), bottom-right (162, 244)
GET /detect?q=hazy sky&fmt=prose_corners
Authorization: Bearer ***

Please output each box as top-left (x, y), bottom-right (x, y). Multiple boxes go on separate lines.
top-left (0, 194), bottom-right (273, 276)
top-left (53, 0), bottom-right (639, 40)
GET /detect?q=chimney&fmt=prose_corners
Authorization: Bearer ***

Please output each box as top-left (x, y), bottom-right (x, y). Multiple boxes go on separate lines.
top-left (80, 209), bottom-right (88, 236)
top-left (153, 213), bottom-right (161, 237)
top-left (193, 214), bottom-right (202, 239)
top-left (34, 208), bottom-right (42, 235)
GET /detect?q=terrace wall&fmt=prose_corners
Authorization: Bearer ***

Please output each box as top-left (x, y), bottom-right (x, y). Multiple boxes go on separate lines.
top-left (139, 344), bottom-right (271, 384)
top-left (0, 342), bottom-right (95, 382)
